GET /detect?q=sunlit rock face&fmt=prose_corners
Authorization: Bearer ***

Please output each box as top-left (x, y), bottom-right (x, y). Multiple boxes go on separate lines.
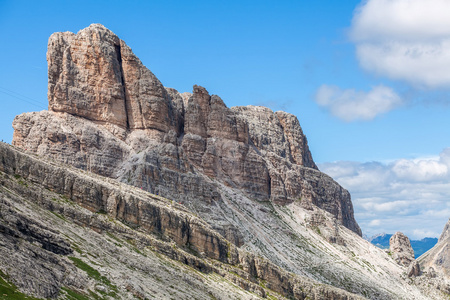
top-left (9, 23), bottom-right (450, 300)
top-left (389, 231), bottom-right (415, 267)
top-left (14, 23), bottom-right (361, 238)
top-left (420, 219), bottom-right (450, 277)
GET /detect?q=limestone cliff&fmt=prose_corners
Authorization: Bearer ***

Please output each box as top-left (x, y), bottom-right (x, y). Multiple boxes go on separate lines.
top-left (13, 23), bottom-right (360, 237)
top-left (11, 24), bottom-right (449, 299)
top-left (0, 142), bottom-right (364, 299)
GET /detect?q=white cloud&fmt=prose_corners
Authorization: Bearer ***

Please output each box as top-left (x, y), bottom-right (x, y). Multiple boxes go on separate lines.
top-left (369, 219), bottom-right (381, 227)
top-left (315, 85), bottom-right (402, 121)
top-left (392, 159), bottom-right (448, 182)
top-left (361, 200), bottom-right (410, 212)
top-left (351, 0), bottom-right (450, 88)
top-left (319, 148), bottom-right (450, 239)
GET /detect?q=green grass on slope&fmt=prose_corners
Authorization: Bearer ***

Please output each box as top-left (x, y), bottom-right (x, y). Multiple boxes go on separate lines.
top-left (68, 257), bottom-right (118, 298)
top-left (0, 270), bottom-right (42, 300)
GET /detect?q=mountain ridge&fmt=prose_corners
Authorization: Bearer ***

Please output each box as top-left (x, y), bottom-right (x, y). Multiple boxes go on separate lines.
top-left (0, 141), bottom-right (364, 299)
top-left (3, 23), bottom-right (450, 299)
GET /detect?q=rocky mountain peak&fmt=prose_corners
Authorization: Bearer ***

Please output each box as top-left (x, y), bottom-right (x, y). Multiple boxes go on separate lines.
top-left (47, 23), bottom-right (176, 134)
top-left (7, 23), bottom-right (450, 299)
top-left (13, 23), bottom-right (361, 244)
top-left (390, 231), bottom-right (415, 267)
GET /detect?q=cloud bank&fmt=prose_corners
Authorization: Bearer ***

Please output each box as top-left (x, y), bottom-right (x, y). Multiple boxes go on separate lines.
top-left (351, 0), bottom-right (450, 88)
top-left (315, 85), bottom-right (402, 121)
top-left (319, 148), bottom-right (450, 239)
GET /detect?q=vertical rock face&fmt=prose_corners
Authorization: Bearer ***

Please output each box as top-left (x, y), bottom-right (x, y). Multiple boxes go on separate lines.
top-left (419, 219), bottom-right (450, 277)
top-left (48, 24), bottom-right (181, 133)
top-left (232, 106), bottom-right (316, 169)
top-left (390, 232), bottom-right (415, 267)
top-left (13, 23), bottom-right (362, 240)
top-left (47, 25), bottom-right (127, 127)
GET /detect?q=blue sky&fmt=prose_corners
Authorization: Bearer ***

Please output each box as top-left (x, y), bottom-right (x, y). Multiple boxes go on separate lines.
top-left (1, 0), bottom-right (450, 240)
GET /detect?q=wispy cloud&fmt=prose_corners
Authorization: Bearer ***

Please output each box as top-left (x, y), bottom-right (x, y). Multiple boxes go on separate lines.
top-left (319, 148), bottom-right (450, 239)
top-left (315, 84), bottom-right (402, 121)
top-left (350, 0), bottom-right (450, 88)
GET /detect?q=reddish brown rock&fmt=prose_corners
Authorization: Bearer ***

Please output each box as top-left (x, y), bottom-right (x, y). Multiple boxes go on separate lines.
top-left (47, 25), bottom-right (127, 127)
top-left (14, 24), bottom-right (362, 242)
top-left (47, 24), bottom-right (181, 134)
top-left (275, 111), bottom-right (317, 169)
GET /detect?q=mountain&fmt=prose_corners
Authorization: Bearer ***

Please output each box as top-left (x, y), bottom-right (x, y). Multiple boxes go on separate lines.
top-left (367, 233), bottom-right (438, 258)
top-left (412, 238), bottom-right (440, 258)
top-left (0, 142), bottom-right (362, 299)
top-left (13, 24), bottom-right (361, 237)
top-left (420, 219), bottom-right (450, 277)
top-left (418, 219), bottom-right (450, 294)
top-left (367, 233), bottom-right (392, 249)
top-left (2, 23), bottom-right (450, 299)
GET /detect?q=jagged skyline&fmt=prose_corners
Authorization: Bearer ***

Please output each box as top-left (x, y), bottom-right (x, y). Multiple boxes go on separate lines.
top-left (1, 0), bottom-right (450, 239)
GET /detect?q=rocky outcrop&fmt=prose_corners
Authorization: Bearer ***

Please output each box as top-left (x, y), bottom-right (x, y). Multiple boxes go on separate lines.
top-left (419, 219), bottom-right (450, 278)
top-left (0, 190), bottom-right (87, 298)
top-left (47, 24), bottom-right (181, 134)
top-left (0, 142), bottom-right (365, 300)
top-left (408, 261), bottom-right (421, 277)
top-left (13, 24), bottom-right (361, 239)
top-left (6, 23), bottom-right (450, 300)
top-left (390, 232), bottom-right (415, 267)
top-left (440, 219), bottom-right (450, 243)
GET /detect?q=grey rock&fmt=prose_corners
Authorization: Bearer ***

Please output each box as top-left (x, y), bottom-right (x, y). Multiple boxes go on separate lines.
top-left (408, 261), bottom-right (421, 277)
top-left (14, 29), bottom-right (362, 237)
top-left (419, 218), bottom-right (450, 278)
top-left (390, 232), bottom-right (415, 267)
top-left (0, 142), bottom-right (364, 300)
top-left (426, 267), bottom-right (437, 278)
top-left (12, 24), bottom-right (449, 299)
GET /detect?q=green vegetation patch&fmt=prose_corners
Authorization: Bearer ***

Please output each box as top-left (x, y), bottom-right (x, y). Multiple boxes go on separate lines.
top-left (266, 293), bottom-right (278, 300)
top-left (0, 270), bottom-right (42, 300)
top-left (61, 287), bottom-right (90, 300)
top-left (68, 257), bottom-right (102, 281)
top-left (68, 257), bottom-right (118, 297)
top-left (17, 180), bottom-right (28, 187)
top-left (71, 244), bottom-right (83, 255)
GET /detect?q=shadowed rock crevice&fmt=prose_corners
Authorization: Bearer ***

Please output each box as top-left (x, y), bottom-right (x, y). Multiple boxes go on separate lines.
top-left (114, 43), bottom-right (130, 129)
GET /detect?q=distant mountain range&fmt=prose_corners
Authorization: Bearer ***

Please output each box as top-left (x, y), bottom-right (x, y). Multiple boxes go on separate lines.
top-left (365, 233), bottom-right (438, 258)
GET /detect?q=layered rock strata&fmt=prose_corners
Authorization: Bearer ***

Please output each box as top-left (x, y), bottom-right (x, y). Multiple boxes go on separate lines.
top-left (5, 23), bottom-right (450, 300)
top-left (13, 24), bottom-right (361, 238)
top-left (0, 142), bottom-right (363, 299)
